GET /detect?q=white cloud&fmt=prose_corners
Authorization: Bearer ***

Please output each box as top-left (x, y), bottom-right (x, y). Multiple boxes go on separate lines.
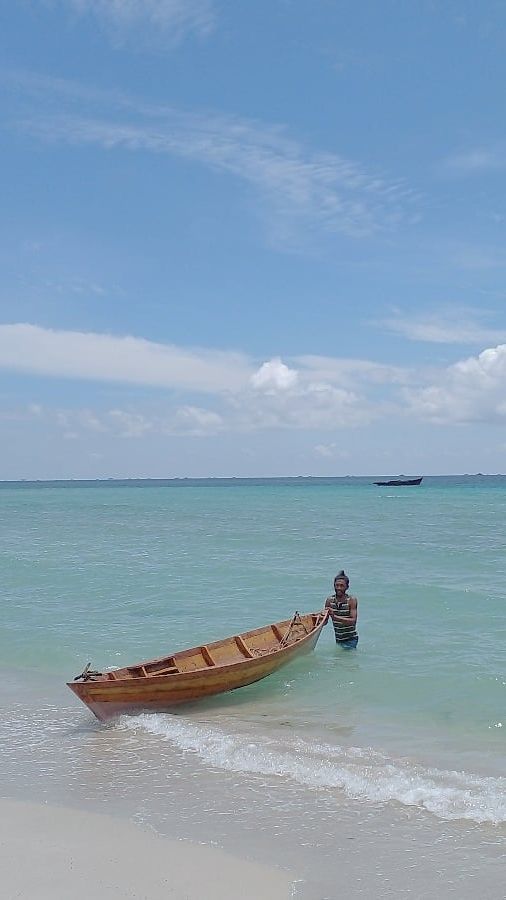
top-left (16, 324), bottom-right (497, 434)
top-left (250, 358), bottom-right (298, 392)
top-left (22, 326), bottom-right (506, 436)
top-left (23, 339), bottom-right (506, 435)
top-left (314, 442), bottom-right (334, 458)
top-left (26, 401), bottom-right (223, 438)
top-left (44, 0), bottom-right (214, 44)
top-left (9, 73), bottom-right (416, 242)
top-left (313, 443), bottom-right (350, 460)
top-left (0, 323), bottom-right (251, 392)
top-left (295, 354), bottom-right (410, 386)
top-left (405, 344), bottom-right (506, 423)
top-left (2, 333), bottom-right (401, 434)
top-left (171, 405), bottom-right (223, 435)
top-left (17, 359), bottom-right (378, 437)
top-left (108, 409), bottom-right (153, 437)
top-left (246, 356), bottom-right (380, 429)
top-left (379, 311), bottom-right (506, 345)
top-left (238, 376), bottom-right (374, 430)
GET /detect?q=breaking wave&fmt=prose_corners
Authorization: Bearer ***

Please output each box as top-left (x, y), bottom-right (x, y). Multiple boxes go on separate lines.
top-left (119, 714), bottom-right (506, 825)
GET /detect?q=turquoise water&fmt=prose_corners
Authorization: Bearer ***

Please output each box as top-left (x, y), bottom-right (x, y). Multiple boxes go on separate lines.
top-left (1, 477), bottom-right (505, 897)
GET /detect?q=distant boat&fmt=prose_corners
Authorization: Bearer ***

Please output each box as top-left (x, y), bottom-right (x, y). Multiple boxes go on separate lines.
top-left (373, 477), bottom-right (423, 486)
top-left (68, 610), bottom-right (328, 721)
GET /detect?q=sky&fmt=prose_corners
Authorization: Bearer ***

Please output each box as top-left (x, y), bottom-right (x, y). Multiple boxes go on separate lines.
top-left (1, 0), bottom-right (506, 478)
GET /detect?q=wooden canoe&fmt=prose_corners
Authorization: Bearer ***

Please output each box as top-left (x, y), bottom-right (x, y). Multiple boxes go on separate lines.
top-left (67, 610), bottom-right (328, 721)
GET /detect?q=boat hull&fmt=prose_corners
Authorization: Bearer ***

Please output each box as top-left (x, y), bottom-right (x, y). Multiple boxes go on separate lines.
top-left (373, 477), bottom-right (423, 486)
top-left (68, 612), bottom-right (327, 721)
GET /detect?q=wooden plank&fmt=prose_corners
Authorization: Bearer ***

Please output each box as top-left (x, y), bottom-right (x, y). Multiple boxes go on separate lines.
top-left (151, 666), bottom-right (179, 677)
top-left (201, 646), bottom-right (216, 667)
top-left (234, 635), bottom-right (254, 658)
top-left (271, 624), bottom-right (283, 641)
top-left (127, 665), bottom-right (147, 678)
top-left (144, 656), bottom-right (178, 675)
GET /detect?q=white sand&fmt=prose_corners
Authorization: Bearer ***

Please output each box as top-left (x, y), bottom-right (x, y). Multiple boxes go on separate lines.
top-left (0, 799), bottom-right (294, 900)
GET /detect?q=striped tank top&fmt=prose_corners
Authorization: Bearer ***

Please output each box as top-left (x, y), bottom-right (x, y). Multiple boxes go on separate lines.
top-left (327, 595), bottom-right (358, 643)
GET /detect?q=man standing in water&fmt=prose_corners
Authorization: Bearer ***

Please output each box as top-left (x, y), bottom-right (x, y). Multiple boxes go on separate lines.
top-left (325, 570), bottom-right (358, 649)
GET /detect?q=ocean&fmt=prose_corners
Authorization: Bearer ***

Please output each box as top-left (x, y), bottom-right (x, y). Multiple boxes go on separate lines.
top-left (1, 477), bottom-right (504, 897)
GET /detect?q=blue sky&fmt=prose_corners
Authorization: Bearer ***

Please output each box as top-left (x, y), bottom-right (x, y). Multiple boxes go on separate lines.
top-left (1, 0), bottom-right (506, 478)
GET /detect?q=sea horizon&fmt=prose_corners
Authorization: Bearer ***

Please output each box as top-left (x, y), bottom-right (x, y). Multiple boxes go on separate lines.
top-left (2, 471), bottom-right (506, 486)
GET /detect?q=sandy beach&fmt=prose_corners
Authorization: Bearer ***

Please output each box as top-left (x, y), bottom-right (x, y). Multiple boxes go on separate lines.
top-left (0, 799), bottom-right (294, 900)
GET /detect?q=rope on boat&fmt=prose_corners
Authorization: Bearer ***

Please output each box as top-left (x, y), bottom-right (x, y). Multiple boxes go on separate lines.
top-left (279, 611), bottom-right (309, 646)
top-left (253, 611), bottom-right (311, 655)
top-left (74, 662), bottom-right (103, 681)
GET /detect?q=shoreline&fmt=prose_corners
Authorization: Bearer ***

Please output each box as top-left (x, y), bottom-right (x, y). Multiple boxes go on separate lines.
top-left (2, 670), bottom-right (505, 899)
top-left (0, 798), bottom-right (295, 900)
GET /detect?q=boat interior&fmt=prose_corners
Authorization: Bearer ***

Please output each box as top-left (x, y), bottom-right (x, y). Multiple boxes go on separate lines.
top-left (103, 612), bottom-right (320, 681)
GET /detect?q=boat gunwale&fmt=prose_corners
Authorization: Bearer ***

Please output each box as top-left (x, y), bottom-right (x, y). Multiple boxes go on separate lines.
top-left (67, 611), bottom-right (327, 689)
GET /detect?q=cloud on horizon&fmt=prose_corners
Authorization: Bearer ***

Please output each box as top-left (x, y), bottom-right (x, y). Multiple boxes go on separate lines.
top-left (4, 323), bottom-right (506, 434)
top-left (404, 344), bottom-right (506, 424)
top-left (0, 323), bottom-right (391, 435)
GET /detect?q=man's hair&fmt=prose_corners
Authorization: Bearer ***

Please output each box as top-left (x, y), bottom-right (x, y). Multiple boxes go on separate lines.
top-left (334, 569), bottom-right (349, 587)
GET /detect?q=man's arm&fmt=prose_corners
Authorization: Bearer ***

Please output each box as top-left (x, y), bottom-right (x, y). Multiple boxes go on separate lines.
top-left (323, 597), bottom-right (335, 624)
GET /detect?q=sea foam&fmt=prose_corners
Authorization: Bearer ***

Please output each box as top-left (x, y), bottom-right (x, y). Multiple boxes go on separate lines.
top-left (119, 713), bottom-right (506, 825)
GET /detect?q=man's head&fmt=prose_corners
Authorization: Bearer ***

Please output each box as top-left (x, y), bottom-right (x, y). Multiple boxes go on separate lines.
top-left (334, 570), bottom-right (349, 594)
